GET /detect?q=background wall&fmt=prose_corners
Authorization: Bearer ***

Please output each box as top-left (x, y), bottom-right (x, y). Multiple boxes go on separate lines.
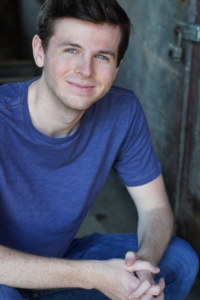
top-left (115, 0), bottom-right (200, 257)
top-left (19, 0), bottom-right (41, 60)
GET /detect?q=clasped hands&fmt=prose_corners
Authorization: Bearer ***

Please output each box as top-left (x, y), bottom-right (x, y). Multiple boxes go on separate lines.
top-left (125, 251), bottom-right (165, 300)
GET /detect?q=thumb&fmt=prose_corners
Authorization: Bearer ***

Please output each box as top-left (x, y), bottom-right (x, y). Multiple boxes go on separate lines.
top-left (125, 251), bottom-right (138, 266)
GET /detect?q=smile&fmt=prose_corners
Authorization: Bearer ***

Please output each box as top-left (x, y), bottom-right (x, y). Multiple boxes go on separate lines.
top-left (67, 81), bottom-right (95, 93)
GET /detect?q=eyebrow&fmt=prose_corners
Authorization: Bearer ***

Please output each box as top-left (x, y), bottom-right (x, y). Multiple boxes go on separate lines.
top-left (58, 42), bottom-right (83, 48)
top-left (58, 41), bottom-right (116, 58)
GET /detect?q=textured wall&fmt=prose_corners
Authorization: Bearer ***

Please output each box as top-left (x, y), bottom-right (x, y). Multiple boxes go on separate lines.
top-left (115, 0), bottom-right (195, 208)
top-left (115, 0), bottom-right (200, 256)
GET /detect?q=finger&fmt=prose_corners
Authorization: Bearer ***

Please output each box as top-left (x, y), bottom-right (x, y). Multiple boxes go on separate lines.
top-left (140, 295), bottom-right (154, 300)
top-left (128, 279), bottom-right (151, 299)
top-left (154, 292), bottom-right (164, 300)
top-left (128, 260), bottom-right (160, 274)
top-left (125, 251), bottom-right (138, 266)
top-left (137, 270), bottom-right (155, 284)
top-left (146, 278), bottom-right (165, 296)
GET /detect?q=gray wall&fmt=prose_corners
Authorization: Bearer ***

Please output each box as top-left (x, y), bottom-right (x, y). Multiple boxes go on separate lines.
top-left (115, 0), bottom-right (194, 209)
top-left (116, 0), bottom-right (200, 257)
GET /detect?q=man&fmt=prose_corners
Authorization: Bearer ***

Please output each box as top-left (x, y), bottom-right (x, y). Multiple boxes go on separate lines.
top-left (0, 0), bottom-right (198, 299)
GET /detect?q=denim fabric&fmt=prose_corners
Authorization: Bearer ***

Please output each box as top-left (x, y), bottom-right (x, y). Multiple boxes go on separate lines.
top-left (0, 233), bottom-right (199, 300)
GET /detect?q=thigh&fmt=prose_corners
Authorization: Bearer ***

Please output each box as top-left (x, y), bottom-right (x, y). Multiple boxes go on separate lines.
top-left (32, 233), bottom-right (137, 300)
top-left (0, 284), bottom-right (24, 300)
top-left (36, 288), bottom-right (109, 300)
top-left (18, 233), bottom-right (198, 300)
top-left (64, 233), bottom-right (199, 300)
top-left (64, 232), bottom-right (139, 260)
top-left (154, 237), bottom-right (199, 300)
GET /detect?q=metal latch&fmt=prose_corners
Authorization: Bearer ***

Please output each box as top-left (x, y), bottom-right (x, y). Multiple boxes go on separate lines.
top-left (169, 22), bottom-right (200, 62)
top-left (177, 22), bottom-right (200, 42)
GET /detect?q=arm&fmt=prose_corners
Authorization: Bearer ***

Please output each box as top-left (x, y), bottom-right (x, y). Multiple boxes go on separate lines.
top-left (125, 174), bottom-right (174, 299)
top-left (126, 174), bottom-right (174, 265)
top-left (0, 245), bottom-right (93, 289)
top-left (0, 244), bottom-right (159, 299)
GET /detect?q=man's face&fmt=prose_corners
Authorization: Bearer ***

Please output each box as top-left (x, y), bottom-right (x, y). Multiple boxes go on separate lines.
top-left (36, 18), bottom-right (121, 111)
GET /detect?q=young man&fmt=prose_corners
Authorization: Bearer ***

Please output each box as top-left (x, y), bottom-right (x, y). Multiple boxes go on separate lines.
top-left (0, 0), bottom-right (198, 299)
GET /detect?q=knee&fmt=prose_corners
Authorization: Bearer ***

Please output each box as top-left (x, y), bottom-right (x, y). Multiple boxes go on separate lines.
top-left (161, 237), bottom-right (199, 285)
top-left (0, 285), bottom-right (23, 300)
top-left (171, 237), bottom-right (199, 278)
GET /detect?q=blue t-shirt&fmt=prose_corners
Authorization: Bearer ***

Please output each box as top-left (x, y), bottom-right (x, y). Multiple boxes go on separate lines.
top-left (0, 78), bottom-right (161, 258)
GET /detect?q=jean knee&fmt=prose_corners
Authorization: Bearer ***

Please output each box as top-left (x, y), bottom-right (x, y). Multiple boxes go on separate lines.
top-left (161, 237), bottom-right (199, 285)
top-left (173, 237), bottom-right (199, 277)
top-left (0, 285), bottom-right (23, 300)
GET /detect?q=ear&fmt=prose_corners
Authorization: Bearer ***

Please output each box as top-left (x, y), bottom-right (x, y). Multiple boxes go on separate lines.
top-left (32, 35), bottom-right (45, 68)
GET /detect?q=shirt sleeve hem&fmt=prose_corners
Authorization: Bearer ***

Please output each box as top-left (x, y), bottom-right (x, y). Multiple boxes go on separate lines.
top-left (122, 167), bottom-right (162, 187)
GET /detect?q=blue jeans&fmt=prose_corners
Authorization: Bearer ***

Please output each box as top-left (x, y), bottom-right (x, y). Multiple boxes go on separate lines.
top-left (0, 233), bottom-right (199, 300)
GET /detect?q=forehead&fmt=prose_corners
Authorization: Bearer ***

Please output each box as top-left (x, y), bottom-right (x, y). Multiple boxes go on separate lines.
top-left (49, 18), bottom-right (121, 51)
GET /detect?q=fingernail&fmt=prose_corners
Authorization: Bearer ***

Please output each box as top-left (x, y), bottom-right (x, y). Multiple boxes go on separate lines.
top-left (156, 267), bottom-right (160, 272)
top-left (126, 259), bottom-right (133, 264)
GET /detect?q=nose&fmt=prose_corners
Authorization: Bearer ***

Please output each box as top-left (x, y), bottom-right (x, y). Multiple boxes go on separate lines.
top-left (74, 56), bottom-right (94, 78)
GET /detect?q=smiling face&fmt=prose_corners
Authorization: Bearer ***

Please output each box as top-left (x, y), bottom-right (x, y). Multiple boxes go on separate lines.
top-left (33, 18), bottom-right (122, 112)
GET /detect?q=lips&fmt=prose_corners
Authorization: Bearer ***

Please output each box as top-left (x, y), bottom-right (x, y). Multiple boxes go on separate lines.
top-left (69, 82), bottom-right (94, 88)
top-left (67, 81), bottom-right (96, 94)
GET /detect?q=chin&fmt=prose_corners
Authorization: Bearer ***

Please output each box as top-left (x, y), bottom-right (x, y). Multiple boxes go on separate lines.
top-left (65, 97), bottom-right (98, 111)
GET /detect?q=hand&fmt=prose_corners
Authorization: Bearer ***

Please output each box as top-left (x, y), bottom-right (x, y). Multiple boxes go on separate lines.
top-left (93, 258), bottom-right (160, 300)
top-left (129, 270), bottom-right (165, 300)
top-left (125, 252), bottom-right (165, 300)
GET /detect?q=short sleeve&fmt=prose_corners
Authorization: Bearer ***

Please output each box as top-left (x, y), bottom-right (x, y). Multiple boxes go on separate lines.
top-left (113, 95), bottom-right (161, 186)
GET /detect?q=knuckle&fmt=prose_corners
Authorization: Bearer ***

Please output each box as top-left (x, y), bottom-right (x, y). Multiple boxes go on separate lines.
top-left (154, 286), bottom-right (162, 295)
top-left (143, 279), bottom-right (151, 288)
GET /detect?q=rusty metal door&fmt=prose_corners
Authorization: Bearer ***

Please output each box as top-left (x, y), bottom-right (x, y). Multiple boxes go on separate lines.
top-left (116, 0), bottom-right (200, 256)
top-left (178, 0), bottom-right (200, 257)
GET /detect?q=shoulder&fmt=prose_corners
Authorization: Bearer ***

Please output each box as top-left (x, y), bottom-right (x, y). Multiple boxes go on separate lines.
top-left (105, 85), bottom-right (138, 102)
top-left (96, 85), bottom-right (145, 122)
top-left (0, 81), bottom-right (25, 109)
top-left (97, 85), bottom-right (142, 112)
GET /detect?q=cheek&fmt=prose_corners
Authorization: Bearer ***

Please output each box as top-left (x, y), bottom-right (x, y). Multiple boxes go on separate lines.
top-left (47, 56), bottom-right (72, 76)
top-left (99, 66), bottom-right (117, 85)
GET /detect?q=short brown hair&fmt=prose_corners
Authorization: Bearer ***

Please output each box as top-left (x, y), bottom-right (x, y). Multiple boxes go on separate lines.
top-left (36, 0), bottom-right (132, 67)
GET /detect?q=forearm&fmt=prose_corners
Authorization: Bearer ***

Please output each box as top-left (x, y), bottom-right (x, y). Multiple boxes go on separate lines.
top-left (0, 245), bottom-right (96, 290)
top-left (137, 206), bottom-right (174, 266)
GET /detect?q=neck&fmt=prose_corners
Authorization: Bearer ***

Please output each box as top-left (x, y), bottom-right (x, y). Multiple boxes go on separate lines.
top-left (27, 79), bottom-right (85, 138)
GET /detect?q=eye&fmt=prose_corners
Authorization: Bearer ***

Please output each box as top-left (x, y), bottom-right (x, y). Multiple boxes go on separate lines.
top-left (65, 48), bottom-right (77, 54)
top-left (97, 55), bottom-right (108, 61)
